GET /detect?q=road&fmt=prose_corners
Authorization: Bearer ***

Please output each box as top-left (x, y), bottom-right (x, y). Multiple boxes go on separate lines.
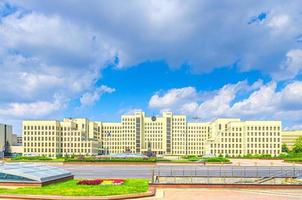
top-left (57, 164), bottom-right (302, 180)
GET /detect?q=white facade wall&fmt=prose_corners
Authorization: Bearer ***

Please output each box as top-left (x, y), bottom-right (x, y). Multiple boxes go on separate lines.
top-left (23, 112), bottom-right (282, 157)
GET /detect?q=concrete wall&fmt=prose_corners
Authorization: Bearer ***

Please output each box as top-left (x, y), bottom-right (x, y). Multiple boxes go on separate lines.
top-left (11, 145), bottom-right (23, 154)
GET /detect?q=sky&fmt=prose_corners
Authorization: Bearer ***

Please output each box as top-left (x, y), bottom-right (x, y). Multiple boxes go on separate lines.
top-left (1, 0), bottom-right (302, 135)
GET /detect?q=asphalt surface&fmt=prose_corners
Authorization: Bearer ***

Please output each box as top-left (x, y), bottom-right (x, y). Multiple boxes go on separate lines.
top-left (58, 165), bottom-right (302, 180)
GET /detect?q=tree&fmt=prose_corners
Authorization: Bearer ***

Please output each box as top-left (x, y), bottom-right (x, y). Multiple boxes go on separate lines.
top-left (293, 136), bottom-right (302, 153)
top-left (282, 143), bottom-right (289, 153)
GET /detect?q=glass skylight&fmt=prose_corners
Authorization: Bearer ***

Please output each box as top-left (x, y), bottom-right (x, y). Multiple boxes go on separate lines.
top-left (0, 162), bottom-right (72, 183)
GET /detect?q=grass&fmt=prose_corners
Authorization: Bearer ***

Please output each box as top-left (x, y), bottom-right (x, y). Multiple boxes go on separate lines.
top-left (0, 179), bottom-right (149, 196)
top-left (181, 155), bottom-right (200, 161)
top-left (283, 157), bottom-right (302, 162)
top-left (282, 152), bottom-right (302, 162)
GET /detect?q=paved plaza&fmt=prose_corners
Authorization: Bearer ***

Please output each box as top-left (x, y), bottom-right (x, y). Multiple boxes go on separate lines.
top-left (229, 159), bottom-right (301, 166)
top-left (1, 161), bottom-right (302, 199)
top-left (139, 189), bottom-right (302, 200)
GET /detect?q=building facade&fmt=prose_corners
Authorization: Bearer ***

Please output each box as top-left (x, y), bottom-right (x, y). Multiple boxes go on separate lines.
top-left (23, 118), bottom-right (100, 157)
top-left (0, 123), bottom-right (13, 152)
top-left (23, 112), bottom-right (282, 157)
top-left (17, 136), bottom-right (22, 145)
top-left (281, 130), bottom-right (302, 150)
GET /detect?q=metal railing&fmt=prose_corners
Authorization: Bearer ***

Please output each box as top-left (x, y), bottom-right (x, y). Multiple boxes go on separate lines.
top-left (151, 166), bottom-right (302, 183)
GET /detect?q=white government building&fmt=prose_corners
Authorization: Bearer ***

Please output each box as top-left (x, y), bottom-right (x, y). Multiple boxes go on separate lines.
top-left (22, 112), bottom-right (282, 158)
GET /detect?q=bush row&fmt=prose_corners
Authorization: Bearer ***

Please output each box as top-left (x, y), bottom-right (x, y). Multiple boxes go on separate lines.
top-left (230, 152), bottom-right (302, 160)
top-left (11, 156), bottom-right (52, 161)
top-left (203, 157), bottom-right (230, 163)
top-left (65, 157), bottom-right (158, 162)
top-left (11, 155), bottom-right (231, 163)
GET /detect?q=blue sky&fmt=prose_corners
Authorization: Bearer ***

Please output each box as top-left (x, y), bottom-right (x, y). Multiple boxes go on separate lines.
top-left (1, 0), bottom-right (302, 134)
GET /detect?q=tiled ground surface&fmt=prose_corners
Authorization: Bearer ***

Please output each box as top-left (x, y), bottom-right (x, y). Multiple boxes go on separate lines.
top-left (139, 189), bottom-right (302, 200)
top-left (0, 189), bottom-right (301, 200)
top-left (229, 159), bottom-right (302, 166)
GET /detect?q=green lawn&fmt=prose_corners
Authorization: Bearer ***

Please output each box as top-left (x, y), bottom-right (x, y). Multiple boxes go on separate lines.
top-left (0, 179), bottom-right (149, 196)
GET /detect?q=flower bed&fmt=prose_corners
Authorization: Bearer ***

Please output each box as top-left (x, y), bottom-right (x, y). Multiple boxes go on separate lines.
top-left (0, 179), bottom-right (149, 196)
top-left (77, 179), bottom-right (124, 185)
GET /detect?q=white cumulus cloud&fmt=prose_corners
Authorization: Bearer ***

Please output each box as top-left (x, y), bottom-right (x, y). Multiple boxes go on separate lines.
top-left (149, 87), bottom-right (197, 109)
top-left (80, 85), bottom-right (116, 106)
top-left (0, 95), bottom-right (66, 118)
top-left (273, 49), bottom-right (302, 80)
top-left (149, 80), bottom-right (302, 129)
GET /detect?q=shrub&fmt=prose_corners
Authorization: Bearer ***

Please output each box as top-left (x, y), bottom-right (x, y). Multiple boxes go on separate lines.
top-left (258, 154), bottom-right (272, 158)
top-left (293, 136), bottom-right (302, 153)
top-left (203, 157), bottom-right (230, 162)
top-left (233, 154), bottom-right (275, 159)
top-left (282, 143), bottom-right (289, 153)
top-left (188, 157), bottom-right (200, 161)
top-left (181, 155), bottom-right (200, 161)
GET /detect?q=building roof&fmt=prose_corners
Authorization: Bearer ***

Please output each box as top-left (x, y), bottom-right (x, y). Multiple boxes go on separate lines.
top-left (0, 162), bottom-right (72, 183)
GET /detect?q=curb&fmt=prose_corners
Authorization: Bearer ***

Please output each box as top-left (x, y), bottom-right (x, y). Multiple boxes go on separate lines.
top-left (0, 187), bottom-right (155, 200)
top-left (63, 162), bottom-right (156, 166)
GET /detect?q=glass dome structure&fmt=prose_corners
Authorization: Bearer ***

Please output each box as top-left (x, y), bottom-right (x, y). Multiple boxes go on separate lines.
top-left (0, 162), bottom-right (72, 183)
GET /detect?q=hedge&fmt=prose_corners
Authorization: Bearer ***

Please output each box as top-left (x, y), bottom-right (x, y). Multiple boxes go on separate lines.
top-left (203, 157), bottom-right (230, 163)
top-left (11, 156), bottom-right (52, 161)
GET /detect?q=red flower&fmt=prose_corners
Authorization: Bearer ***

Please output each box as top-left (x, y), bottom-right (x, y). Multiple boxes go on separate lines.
top-left (77, 179), bottom-right (125, 185)
top-left (77, 179), bottom-right (103, 185)
top-left (112, 179), bottom-right (124, 185)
